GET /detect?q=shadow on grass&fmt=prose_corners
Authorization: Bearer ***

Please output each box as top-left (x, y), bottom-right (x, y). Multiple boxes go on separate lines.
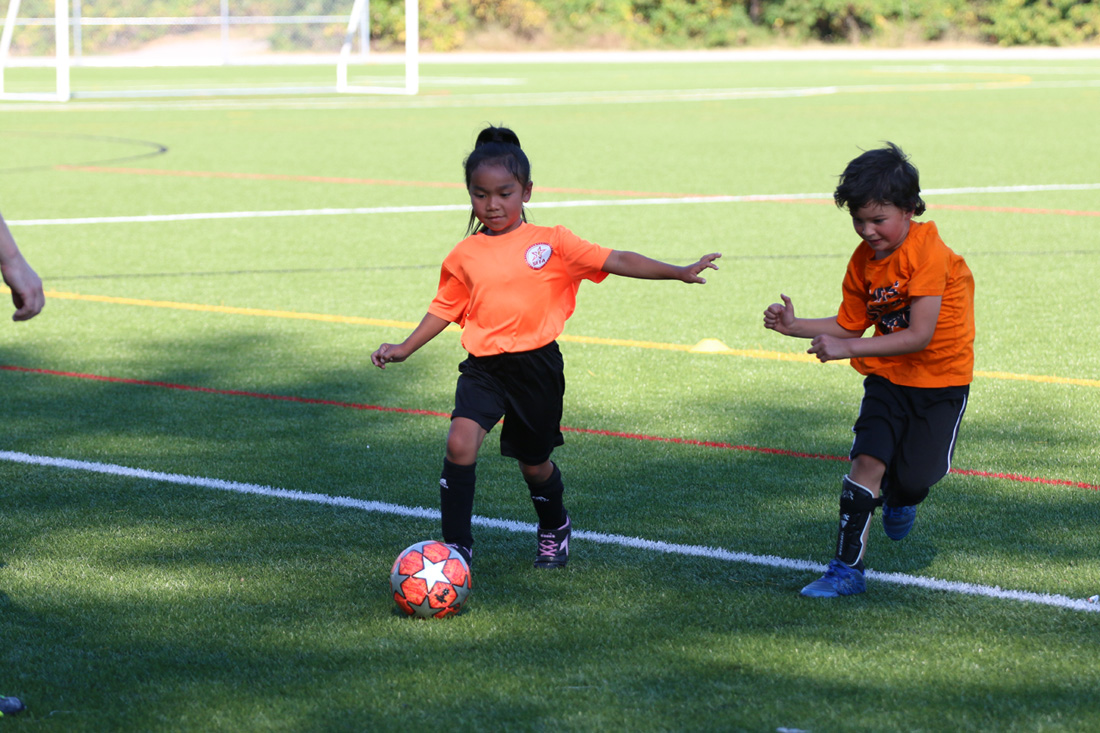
top-left (2, 485), bottom-right (1096, 731)
top-left (0, 327), bottom-right (1098, 728)
top-left (0, 326), bottom-right (1095, 579)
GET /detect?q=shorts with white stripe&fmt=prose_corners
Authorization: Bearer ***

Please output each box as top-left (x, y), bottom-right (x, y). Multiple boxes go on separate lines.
top-left (850, 374), bottom-right (969, 507)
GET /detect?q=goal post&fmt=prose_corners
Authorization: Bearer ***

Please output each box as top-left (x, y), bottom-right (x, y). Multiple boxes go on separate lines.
top-left (0, 0), bottom-right (417, 101)
top-left (0, 0), bottom-right (70, 101)
top-left (338, 0), bottom-right (418, 95)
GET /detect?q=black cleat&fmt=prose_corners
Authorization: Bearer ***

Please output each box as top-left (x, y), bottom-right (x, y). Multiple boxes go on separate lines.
top-left (534, 515), bottom-right (571, 569)
top-left (445, 543), bottom-right (472, 567)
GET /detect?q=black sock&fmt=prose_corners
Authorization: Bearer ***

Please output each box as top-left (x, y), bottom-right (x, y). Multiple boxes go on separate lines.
top-left (440, 458), bottom-right (476, 551)
top-left (526, 462), bottom-right (567, 529)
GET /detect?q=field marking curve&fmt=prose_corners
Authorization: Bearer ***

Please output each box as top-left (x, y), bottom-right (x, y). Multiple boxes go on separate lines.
top-left (1, 449), bottom-right (1096, 614)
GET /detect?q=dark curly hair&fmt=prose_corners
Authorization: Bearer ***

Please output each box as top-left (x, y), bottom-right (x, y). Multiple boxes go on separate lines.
top-left (834, 142), bottom-right (926, 217)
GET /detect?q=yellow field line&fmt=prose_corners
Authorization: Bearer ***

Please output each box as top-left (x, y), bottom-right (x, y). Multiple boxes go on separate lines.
top-left (33, 289), bottom-right (1100, 387)
top-left (558, 332), bottom-right (820, 362)
top-left (972, 370), bottom-right (1100, 388)
top-left (42, 289), bottom-right (433, 330)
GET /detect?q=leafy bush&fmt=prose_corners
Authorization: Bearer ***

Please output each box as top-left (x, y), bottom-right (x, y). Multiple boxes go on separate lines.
top-left (978, 0), bottom-right (1100, 45)
top-left (7, 0), bottom-right (1100, 53)
top-left (916, 0), bottom-right (980, 42)
top-left (409, 0), bottom-right (1100, 48)
top-left (763, 0), bottom-right (888, 42)
top-left (627, 0), bottom-right (759, 47)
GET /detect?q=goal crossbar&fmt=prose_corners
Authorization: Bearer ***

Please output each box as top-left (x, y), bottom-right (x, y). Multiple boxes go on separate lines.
top-left (0, 0), bottom-right (418, 101)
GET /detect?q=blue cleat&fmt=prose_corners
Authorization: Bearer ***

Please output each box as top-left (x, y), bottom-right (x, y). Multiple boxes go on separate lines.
top-left (0, 696), bottom-right (25, 716)
top-left (882, 503), bottom-right (917, 541)
top-left (801, 559), bottom-right (866, 598)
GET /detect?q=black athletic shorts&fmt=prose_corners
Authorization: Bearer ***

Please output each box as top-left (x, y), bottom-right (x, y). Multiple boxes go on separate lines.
top-left (451, 341), bottom-right (565, 466)
top-left (850, 374), bottom-right (969, 501)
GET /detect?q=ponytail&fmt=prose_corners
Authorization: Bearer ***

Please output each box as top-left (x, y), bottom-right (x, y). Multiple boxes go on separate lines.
top-left (463, 125), bottom-right (531, 235)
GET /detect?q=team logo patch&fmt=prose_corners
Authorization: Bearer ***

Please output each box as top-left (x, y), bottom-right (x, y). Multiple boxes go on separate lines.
top-left (525, 243), bottom-right (553, 270)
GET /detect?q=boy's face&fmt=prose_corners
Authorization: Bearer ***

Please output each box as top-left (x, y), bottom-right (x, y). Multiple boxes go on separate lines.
top-left (850, 201), bottom-right (913, 259)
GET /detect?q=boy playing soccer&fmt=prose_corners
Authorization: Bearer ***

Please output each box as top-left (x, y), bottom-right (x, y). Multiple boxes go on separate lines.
top-left (763, 142), bottom-right (974, 597)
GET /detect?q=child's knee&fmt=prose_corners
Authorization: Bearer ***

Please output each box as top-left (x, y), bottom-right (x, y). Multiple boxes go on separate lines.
top-left (445, 438), bottom-right (478, 464)
top-left (446, 418), bottom-right (485, 464)
top-left (519, 459), bottom-right (554, 485)
top-left (849, 453), bottom-right (887, 493)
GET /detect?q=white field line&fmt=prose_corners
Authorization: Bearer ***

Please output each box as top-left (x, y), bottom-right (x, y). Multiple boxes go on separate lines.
top-left (9, 183), bottom-right (1100, 227)
top-left (3, 74), bottom-right (1099, 113)
top-left (872, 63), bottom-right (1100, 75)
top-left (2, 449), bottom-right (1096, 614)
top-left (416, 49), bottom-right (1100, 63)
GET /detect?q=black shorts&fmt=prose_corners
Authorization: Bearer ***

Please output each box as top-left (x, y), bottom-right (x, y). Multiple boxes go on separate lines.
top-left (850, 374), bottom-right (969, 500)
top-left (451, 341), bottom-right (565, 466)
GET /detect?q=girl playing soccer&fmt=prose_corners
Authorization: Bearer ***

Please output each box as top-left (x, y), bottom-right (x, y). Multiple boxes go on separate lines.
top-left (371, 125), bottom-right (721, 568)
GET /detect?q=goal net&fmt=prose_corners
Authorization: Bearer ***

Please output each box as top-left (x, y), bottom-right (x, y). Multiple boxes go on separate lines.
top-left (0, 0), bottom-right (418, 101)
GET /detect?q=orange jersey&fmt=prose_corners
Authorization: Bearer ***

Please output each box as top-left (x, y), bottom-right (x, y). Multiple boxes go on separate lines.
top-left (428, 223), bottom-right (612, 356)
top-left (837, 220), bottom-right (975, 388)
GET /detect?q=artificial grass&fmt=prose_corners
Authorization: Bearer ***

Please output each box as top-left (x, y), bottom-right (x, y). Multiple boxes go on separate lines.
top-left (1, 54), bottom-right (1098, 730)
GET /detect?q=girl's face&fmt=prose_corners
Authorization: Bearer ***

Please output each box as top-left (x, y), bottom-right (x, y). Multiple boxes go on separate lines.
top-left (851, 201), bottom-right (913, 259)
top-left (468, 162), bottom-right (532, 236)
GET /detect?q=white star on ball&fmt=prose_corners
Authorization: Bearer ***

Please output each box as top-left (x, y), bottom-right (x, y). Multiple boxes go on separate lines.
top-left (413, 557), bottom-right (450, 589)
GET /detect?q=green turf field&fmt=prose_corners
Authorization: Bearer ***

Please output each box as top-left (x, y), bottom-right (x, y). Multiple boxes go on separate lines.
top-left (1, 53), bottom-right (1099, 731)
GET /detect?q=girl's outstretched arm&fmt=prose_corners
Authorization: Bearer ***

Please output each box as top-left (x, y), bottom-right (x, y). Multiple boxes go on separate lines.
top-left (371, 312), bottom-right (451, 369)
top-left (0, 213), bottom-right (44, 321)
top-left (602, 251), bottom-right (721, 284)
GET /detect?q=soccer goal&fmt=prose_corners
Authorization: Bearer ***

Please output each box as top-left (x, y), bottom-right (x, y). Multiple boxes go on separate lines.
top-left (0, 0), bottom-right (418, 101)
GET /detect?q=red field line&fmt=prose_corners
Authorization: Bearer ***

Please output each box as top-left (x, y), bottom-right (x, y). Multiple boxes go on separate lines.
top-left (0, 365), bottom-right (450, 418)
top-left (929, 203), bottom-right (1100, 217)
top-left (950, 467), bottom-right (1100, 491)
top-left (4, 364), bottom-right (1097, 492)
top-left (561, 424), bottom-right (847, 463)
top-left (55, 165), bottom-right (467, 190)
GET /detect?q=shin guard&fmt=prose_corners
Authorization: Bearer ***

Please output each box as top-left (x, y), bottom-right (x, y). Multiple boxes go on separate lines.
top-left (525, 462), bottom-right (567, 529)
top-left (440, 458), bottom-right (476, 551)
top-left (835, 475), bottom-right (881, 569)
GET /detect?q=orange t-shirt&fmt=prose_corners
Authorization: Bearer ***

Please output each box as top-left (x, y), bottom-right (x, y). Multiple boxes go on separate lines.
top-left (837, 220), bottom-right (975, 388)
top-left (428, 223), bottom-right (612, 356)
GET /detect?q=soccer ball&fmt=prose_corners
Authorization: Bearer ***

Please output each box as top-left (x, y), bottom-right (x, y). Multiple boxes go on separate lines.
top-left (390, 540), bottom-right (471, 618)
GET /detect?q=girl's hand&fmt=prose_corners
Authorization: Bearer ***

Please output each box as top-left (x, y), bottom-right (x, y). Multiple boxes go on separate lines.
top-left (371, 343), bottom-right (406, 369)
top-left (763, 294), bottom-right (796, 334)
top-left (1, 255), bottom-right (44, 322)
top-left (682, 253), bottom-right (721, 284)
top-left (807, 334), bottom-right (850, 362)
top-left (370, 313), bottom-right (449, 369)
